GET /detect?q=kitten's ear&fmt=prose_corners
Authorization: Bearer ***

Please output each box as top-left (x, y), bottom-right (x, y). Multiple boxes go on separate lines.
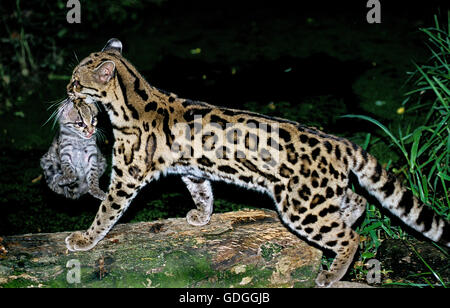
top-left (102, 38), bottom-right (122, 54)
top-left (94, 61), bottom-right (115, 84)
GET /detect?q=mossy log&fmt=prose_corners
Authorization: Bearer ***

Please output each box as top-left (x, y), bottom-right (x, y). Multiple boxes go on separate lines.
top-left (0, 209), bottom-right (322, 288)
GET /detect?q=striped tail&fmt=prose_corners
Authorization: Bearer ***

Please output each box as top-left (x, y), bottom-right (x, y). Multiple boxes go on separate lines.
top-left (350, 146), bottom-right (449, 247)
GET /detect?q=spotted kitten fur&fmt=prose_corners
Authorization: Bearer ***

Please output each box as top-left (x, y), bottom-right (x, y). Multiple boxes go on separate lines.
top-left (40, 99), bottom-right (107, 200)
top-left (64, 39), bottom-right (449, 287)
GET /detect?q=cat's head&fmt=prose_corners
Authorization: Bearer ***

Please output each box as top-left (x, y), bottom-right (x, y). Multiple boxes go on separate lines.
top-left (67, 38), bottom-right (123, 104)
top-left (59, 98), bottom-right (99, 139)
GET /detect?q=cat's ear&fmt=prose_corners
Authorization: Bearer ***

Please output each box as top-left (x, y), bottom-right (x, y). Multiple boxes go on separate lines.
top-left (102, 38), bottom-right (122, 54)
top-left (94, 61), bottom-right (115, 84)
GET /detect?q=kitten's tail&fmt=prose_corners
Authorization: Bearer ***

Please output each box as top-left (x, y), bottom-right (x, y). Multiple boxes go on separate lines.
top-left (350, 145), bottom-right (449, 247)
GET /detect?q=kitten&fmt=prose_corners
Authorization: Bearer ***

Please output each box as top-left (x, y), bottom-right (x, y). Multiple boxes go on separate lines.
top-left (40, 98), bottom-right (107, 200)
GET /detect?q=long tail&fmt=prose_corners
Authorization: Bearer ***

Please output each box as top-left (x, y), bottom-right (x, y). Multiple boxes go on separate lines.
top-left (350, 145), bottom-right (449, 247)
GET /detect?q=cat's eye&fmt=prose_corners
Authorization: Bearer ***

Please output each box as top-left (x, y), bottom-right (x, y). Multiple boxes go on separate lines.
top-left (77, 121), bottom-right (84, 127)
top-left (92, 116), bottom-right (97, 124)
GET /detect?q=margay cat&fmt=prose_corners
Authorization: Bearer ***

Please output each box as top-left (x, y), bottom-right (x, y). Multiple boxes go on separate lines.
top-left (40, 98), bottom-right (107, 200)
top-left (64, 39), bottom-right (449, 287)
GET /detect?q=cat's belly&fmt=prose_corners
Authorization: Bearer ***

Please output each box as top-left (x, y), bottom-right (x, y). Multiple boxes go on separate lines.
top-left (71, 150), bottom-right (90, 181)
top-left (164, 165), bottom-right (271, 195)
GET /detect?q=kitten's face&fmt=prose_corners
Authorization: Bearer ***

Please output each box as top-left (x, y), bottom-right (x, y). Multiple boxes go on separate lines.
top-left (60, 99), bottom-right (98, 139)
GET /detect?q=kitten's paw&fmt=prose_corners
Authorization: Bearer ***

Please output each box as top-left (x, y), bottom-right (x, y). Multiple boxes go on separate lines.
top-left (315, 270), bottom-right (338, 288)
top-left (63, 187), bottom-right (80, 200)
top-left (90, 189), bottom-right (107, 201)
top-left (58, 174), bottom-right (77, 186)
top-left (186, 209), bottom-right (211, 227)
top-left (65, 231), bottom-right (96, 252)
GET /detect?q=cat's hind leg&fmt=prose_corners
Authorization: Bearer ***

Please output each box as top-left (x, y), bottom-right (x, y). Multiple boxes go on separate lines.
top-left (275, 191), bottom-right (359, 288)
top-left (314, 227), bottom-right (360, 287)
top-left (182, 175), bottom-right (213, 226)
top-left (313, 189), bottom-right (367, 287)
top-left (40, 153), bottom-right (67, 196)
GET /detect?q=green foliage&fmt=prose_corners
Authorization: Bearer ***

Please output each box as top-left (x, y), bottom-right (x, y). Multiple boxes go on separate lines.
top-left (214, 198), bottom-right (250, 213)
top-left (132, 193), bottom-right (178, 222)
top-left (345, 13), bottom-right (450, 287)
top-left (0, 0), bottom-right (167, 116)
top-left (346, 13), bottom-right (450, 219)
top-left (0, 1), bottom-right (67, 115)
top-left (401, 14), bottom-right (450, 216)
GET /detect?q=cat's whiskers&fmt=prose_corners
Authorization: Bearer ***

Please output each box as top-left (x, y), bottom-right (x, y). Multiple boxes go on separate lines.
top-left (95, 127), bottom-right (106, 144)
top-left (42, 98), bottom-right (70, 129)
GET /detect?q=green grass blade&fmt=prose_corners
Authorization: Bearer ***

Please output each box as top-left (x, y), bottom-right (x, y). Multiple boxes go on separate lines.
top-left (410, 128), bottom-right (422, 171)
top-left (414, 63), bottom-right (446, 105)
top-left (341, 114), bottom-right (409, 160)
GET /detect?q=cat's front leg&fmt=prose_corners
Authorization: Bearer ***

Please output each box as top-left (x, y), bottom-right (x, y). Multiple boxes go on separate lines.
top-left (65, 170), bottom-right (141, 251)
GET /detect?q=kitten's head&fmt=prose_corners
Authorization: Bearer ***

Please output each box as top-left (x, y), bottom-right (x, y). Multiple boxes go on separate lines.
top-left (67, 38), bottom-right (122, 104)
top-left (59, 99), bottom-right (98, 139)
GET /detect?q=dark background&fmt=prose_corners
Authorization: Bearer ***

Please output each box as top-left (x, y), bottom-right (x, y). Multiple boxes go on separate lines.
top-left (0, 0), bottom-right (448, 236)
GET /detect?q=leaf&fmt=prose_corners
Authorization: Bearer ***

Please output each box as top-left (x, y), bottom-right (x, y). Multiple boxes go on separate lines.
top-left (57, 28), bottom-right (68, 38)
top-left (361, 252), bottom-right (375, 259)
top-left (438, 172), bottom-right (450, 181)
top-left (190, 48), bottom-right (202, 55)
top-left (410, 128), bottom-right (423, 171)
top-left (47, 74), bottom-right (71, 81)
top-left (13, 111), bottom-right (25, 118)
top-left (363, 133), bottom-right (371, 150)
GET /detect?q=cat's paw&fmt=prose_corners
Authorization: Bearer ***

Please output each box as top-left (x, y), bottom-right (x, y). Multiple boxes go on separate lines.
top-left (58, 174), bottom-right (77, 186)
top-left (65, 231), bottom-right (97, 252)
top-left (315, 270), bottom-right (338, 288)
top-left (186, 209), bottom-right (211, 227)
top-left (63, 186), bottom-right (81, 200)
top-left (90, 189), bottom-right (107, 201)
